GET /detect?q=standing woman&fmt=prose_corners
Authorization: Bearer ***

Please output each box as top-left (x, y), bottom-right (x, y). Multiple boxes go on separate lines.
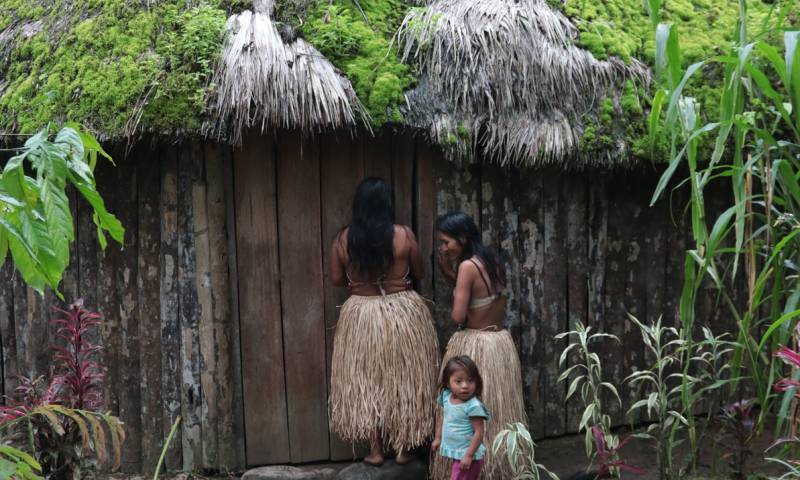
top-left (432, 211), bottom-right (527, 479)
top-left (329, 177), bottom-right (439, 465)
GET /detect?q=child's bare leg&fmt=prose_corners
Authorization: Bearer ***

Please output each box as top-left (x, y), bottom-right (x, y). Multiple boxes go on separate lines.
top-left (395, 447), bottom-right (412, 465)
top-left (363, 428), bottom-right (384, 466)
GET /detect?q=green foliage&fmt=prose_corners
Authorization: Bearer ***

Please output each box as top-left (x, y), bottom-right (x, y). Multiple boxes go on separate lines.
top-left (491, 423), bottom-right (559, 480)
top-left (563, 0), bottom-right (797, 161)
top-left (648, 0), bottom-right (800, 472)
top-left (556, 321), bottom-right (621, 461)
top-left (0, 0), bottom-right (231, 136)
top-left (0, 445), bottom-right (42, 479)
top-left (302, 0), bottom-right (414, 125)
top-left (0, 125), bottom-right (123, 295)
top-left (560, 0), bottom-right (791, 65)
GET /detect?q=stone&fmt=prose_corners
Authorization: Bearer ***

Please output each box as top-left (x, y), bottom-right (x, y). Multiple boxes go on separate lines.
top-left (335, 458), bottom-right (428, 480)
top-left (242, 465), bottom-right (338, 480)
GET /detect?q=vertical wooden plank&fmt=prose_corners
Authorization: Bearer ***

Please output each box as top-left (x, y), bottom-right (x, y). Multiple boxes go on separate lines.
top-left (95, 154), bottom-right (122, 420)
top-left (177, 143), bottom-right (204, 469)
top-left (0, 262), bottom-right (16, 398)
top-left (204, 143), bottom-right (236, 471)
top-left (414, 138), bottom-right (436, 300)
top-left (480, 163), bottom-right (522, 341)
top-left (644, 174), bottom-right (668, 370)
top-left (565, 174), bottom-right (589, 433)
top-left (78, 176), bottom-right (100, 348)
top-left (222, 143), bottom-right (247, 470)
top-left (235, 133), bottom-right (290, 465)
top-left (277, 131), bottom-right (329, 462)
top-left (620, 172), bottom-right (647, 419)
top-left (587, 175), bottom-right (609, 423)
top-left (160, 146), bottom-right (183, 471)
top-left (138, 146), bottom-right (164, 471)
top-left (115, 151), bottom-right (142, 472)
top-left (60, 186), bottom-right (80, 304)
top-left (391, 131), bottom-right (414, 227)
top-left (542, 169), bottom-right (567, 437)
top-left (432, 155), bottom-right (481, 347)
top-left (320, 133), bottom-right (367, 461)
top-left (515, 168), bottom-right (545, 438)
top-left (363, 130), bottom-right (393, 182)
top-left (602, 174), bottom-right (628, 426)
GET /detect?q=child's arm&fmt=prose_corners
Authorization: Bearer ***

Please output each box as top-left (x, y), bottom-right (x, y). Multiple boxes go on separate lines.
top-left (432, 408), bottom-right (443, 452)
top-left (459, 417), bottom-right (486, 470)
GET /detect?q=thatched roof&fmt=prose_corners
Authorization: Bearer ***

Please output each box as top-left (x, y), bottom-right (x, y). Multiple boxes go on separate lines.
top-left (397, 0), bottom-right (649, 168)
top-left (0, 0), bottom-right (656, 167)
top-left (204, 1), bottom-right (367, 144)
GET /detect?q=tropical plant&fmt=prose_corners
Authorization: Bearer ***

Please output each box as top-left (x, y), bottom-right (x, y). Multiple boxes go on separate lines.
top-left (0, 124), bottom-right (124, 295)
top-left (556, 321), bottom-right (621, 459)
top-left (492, 422), bottom-right (559, 480)
top-left (625, 315), bottom-right (687, 480)
top-left (0, 300), bottom-right (124, 479)
top-left (718, 399), bottom-right (759, 479)
top-left (0, 444), bottom-right (43, 479)
top-left (588, 426), bottom-right (644, 479)
top-left (646, 0), bottom-right (800, 438)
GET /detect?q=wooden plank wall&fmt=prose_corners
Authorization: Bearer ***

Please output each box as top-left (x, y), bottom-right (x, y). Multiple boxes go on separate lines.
top-left (0, 132), bottom-right (721, 473)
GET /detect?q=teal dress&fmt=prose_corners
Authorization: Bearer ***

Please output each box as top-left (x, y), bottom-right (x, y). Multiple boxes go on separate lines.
top-left (438, 389), bottom-right (490, 460)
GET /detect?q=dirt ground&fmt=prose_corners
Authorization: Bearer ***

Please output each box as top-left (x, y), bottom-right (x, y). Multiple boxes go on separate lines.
top-left (102, 427), bottom-right (790, 480)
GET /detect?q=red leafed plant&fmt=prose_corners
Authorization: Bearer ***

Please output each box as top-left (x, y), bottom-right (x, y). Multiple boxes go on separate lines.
top-left (0, 300), bottom-right (124, 480)
top-left (52, 300), bottom-right (104, 410)
top-left (590, 426), bottom-right (645, 478)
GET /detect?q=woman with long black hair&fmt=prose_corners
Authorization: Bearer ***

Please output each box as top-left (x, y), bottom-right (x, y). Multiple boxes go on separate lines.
top-left (431, 211), bottom-right (527, 479)
top-left (329, 177), bottom-right (439, 466)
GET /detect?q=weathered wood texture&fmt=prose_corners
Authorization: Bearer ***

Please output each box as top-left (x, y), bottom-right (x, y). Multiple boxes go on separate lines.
top-left (0, 132), bottom-right (708, 473)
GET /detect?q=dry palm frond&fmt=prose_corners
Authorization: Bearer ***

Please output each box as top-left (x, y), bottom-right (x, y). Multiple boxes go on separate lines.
top-left (205, 4), bottom-right (367, 144)
top-left (398, 0), bottom-right (650, 167)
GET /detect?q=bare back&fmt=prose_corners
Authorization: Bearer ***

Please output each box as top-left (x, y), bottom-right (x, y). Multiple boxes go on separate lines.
top-left (330, 225), bottom-right (424, 296)
top-left (452, 257), bottom-right (506, 330)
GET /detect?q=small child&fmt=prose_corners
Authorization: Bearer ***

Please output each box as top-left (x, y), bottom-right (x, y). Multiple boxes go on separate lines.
top-left (432, 355), bottom-right (490, 480)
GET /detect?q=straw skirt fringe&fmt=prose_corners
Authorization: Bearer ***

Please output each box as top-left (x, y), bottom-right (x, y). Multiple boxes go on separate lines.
top-left (330, 290), bottom-right (439, 452)
top-left (431, 328), bottom-right (527, 479)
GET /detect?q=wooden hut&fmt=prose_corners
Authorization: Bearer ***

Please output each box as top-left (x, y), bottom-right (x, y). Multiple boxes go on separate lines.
top-left (0, 0), bottom-right (732, 474)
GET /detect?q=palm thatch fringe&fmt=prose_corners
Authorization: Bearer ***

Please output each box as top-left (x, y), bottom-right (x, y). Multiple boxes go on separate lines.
top-left (398, 0), bottom-right (650, 167)
top-left (431, 328), bottom-right (527, 479)
top-left (329, 290), bottom-right (439, 453)
top-left (204, 2), bottom-right (367, 144)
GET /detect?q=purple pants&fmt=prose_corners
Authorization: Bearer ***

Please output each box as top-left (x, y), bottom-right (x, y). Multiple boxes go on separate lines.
top-left (450, 459), bottom-right (483, 480)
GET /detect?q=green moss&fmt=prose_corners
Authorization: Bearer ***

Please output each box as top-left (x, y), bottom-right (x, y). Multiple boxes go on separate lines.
top-left (0, 0), bottom-right (235, 136)
top-left (559, 0), bottom-right (789, 66)
top-left (302, 0), bottom-right (414, 125)
top-left (562, 1), bottom-right (797, 161)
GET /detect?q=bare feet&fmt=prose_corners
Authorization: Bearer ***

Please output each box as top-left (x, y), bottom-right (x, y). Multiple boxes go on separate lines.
top-left (363, 453), bottom-right (384, 466)
top-left (395, 450), bottom-right (413, 465)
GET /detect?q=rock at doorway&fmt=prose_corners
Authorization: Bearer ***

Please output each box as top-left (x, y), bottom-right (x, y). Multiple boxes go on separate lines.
top-left (336, 458), bottom-right (428, 480)
top-left (242, 465), bottom-right (338, 480)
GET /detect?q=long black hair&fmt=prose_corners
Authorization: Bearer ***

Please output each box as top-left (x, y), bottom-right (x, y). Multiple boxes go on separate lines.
top-left (436, 211), bottom-right (505, 290)
top-left (441, 355), bottom-right (483, 399)
top-left (347, 177), bottom-right (395, 276)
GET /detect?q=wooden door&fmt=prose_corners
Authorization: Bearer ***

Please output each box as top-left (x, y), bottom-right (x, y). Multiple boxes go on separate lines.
top-left (233, 130), bottom-right (424, 466)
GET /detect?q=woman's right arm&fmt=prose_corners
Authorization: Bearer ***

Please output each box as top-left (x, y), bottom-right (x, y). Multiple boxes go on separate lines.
top-left (330, 231), bottom-right (347, 287)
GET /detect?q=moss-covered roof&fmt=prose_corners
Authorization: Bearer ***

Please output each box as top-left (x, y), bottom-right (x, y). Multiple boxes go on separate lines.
top-left (0, 0), bottom-right (796, 163)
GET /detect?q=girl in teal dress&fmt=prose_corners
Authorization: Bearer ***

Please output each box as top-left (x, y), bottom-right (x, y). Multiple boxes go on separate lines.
top-left (433, 355), bottom-right (490, 480)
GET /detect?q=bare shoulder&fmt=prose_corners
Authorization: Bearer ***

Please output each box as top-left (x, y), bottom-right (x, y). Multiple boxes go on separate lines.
top-left (457, 259), bottom-right (478, 277)
top-left (393, 224), bottom-right (417, 246)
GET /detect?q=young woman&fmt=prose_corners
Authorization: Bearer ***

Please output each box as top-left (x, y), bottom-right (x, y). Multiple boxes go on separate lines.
top-left (431, 211), bottom-right (527, 479)
top-left (329, 177), bottom-right (439, 466)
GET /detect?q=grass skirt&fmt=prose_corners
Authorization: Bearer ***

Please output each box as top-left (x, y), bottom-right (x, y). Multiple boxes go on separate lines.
top-left (431, 328), bottom-right (527, 479)
top-left (330, 290), bottom-right (439, 452)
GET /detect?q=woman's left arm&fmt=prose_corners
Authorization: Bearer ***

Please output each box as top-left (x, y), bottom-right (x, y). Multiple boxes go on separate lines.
top-left (451, 261), bottom-right (474, 324)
